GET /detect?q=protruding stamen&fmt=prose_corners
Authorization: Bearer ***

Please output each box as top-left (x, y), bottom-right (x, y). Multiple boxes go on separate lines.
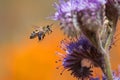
top-left (60, 69), bottom-right (66, 75)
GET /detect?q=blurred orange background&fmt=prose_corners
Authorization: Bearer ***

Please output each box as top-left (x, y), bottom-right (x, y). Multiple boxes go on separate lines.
top-left (0, 0), bottom-right (120, 80)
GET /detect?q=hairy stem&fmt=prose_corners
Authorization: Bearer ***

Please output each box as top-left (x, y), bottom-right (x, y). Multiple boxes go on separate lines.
top-left (99, 30), bottom-right (113, 80)
top-left (99, 45), bottom-right (113, 80)
top-left (104, 53), bottom-right (113, 80)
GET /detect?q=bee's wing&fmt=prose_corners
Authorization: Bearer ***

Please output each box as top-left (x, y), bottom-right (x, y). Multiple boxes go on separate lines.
top-left (32, 25), bottom-right (41, 30)
top-left (32, 25), bottom-right (43, 32)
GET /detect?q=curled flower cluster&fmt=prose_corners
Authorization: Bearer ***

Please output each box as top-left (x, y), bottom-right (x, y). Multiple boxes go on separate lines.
top-left (53, 0), bottom-right (106, 20)
top-left (53, 0), bottom-right (107, 38)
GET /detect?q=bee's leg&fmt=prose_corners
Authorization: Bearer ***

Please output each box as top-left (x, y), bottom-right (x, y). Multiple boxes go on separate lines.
top-left (50, 29), bottom-right (52, 33)
top-left (46, 27), bottom-right (50, 34)
top-left (45, 30), bottom-right (48, 34)
top-left (42, 33), bottom-right (45, 39)
top-left (38, 33), bottom-right (42, 41)
top-left (48, 27), bottom-right (52, 33)
top-left (43, 33), bottom-right (45, 38)
top-left (38, 35), bottom-right (42, 41)
top-left (47, 30), bottom-right (50, 34)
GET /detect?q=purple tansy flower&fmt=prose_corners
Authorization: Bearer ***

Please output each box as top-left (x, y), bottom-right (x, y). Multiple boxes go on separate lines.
top-left (59, 37), bottom-right (106, 79)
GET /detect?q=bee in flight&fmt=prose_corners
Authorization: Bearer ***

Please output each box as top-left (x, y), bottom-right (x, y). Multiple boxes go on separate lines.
top-left (30, 24), bottom-right (53, 41)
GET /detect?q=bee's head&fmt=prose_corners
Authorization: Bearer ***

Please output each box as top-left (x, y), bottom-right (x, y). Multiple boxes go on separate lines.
top-left (30, 30), bottom-right (38, 39)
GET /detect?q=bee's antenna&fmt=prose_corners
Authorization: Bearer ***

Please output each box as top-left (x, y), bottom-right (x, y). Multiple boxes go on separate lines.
top-left (49, 23), bottom-right (54, 27)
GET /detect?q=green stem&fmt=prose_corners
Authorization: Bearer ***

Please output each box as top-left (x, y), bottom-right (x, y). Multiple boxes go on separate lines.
top-left (98, 31), bottom-right (113, 80)
top-left (99, 45), bottom-right (113, 80)
top-left (103, 23), bottom-right (114, 80)
top-left (103, 53), bottom-right (113, 80)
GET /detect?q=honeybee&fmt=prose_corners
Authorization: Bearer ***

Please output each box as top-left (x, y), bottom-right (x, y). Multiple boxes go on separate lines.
top-left (29, 24), bottom-right (53, 41)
